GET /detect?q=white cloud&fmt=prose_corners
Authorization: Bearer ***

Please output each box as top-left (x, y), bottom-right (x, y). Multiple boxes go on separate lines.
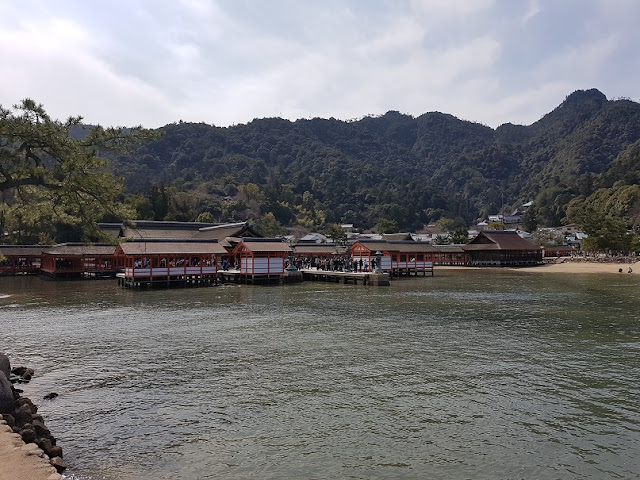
top-left (521, 0), bottom-right (541, 24)
top-left (409, 0), bottom-right (495, 16)
top-left (177, 0), bottom-right (216, 17)
top-left (355, 17), bottom-right (426, 57)
top-left (534, 35), bottom-right (620, 84)
top-left (483, 82), bottom-right (577, 127)
top-left (1, 0), bottom-right (639, 128)
top-left (0, 14), bottom-right (180, 126)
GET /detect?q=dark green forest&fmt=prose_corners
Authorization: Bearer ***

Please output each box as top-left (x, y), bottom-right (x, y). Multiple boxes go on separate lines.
top-left (109, 88), bottom-right (640, 234)
top-left (3, 89), bottom-right (640, 244)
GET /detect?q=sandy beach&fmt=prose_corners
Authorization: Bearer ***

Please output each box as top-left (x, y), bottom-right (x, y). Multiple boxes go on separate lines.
top-left (513, 260), bottom-right (639, 274)
top-left (438, 260), bottom-right (639, 275)
top-left (0, 421), bottom-right (60, 480)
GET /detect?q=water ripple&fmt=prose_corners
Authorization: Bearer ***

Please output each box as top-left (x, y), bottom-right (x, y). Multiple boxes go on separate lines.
top-left (2, 272), bottom-right (640, 479)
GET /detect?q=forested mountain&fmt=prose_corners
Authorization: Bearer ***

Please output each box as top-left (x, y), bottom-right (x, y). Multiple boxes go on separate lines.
top-left (110, 88), bottom-right (640, 232)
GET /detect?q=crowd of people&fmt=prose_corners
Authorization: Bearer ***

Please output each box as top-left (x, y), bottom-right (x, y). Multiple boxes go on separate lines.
top-left (133, 257), bottom-right (214, 268)
top-left (287, 256), bottom-right (378, 272)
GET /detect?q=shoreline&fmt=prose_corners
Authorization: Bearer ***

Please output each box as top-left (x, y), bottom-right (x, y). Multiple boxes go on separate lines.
top-left (513, 259), bottom-right (638, 274)
top-left (0, 421), bottom-right (61, 480)
top-left (0, 355), bottom-right (64, 480)
top-left (438, 260), bottom-right (639, 275)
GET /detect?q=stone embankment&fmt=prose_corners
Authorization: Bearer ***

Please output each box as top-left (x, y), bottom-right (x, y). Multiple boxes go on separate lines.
top-left (561, 254), bottom-right (638, 264)
top-left (0, 352), bottom-right (65, 480)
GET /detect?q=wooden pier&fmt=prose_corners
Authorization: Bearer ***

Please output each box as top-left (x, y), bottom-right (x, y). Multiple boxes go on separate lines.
top-left (300, 269), bottom-right (390, 286)
top-left (116, 272), bottom-right (220, 289)
top-left (218, 270), bottom-right (285, 285)
top-left (389, 263), bottom-right (434, 277)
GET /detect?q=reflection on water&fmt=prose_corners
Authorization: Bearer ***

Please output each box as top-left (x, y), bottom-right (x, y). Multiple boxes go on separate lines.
top-left (2, 270), bottom-right (640, 479)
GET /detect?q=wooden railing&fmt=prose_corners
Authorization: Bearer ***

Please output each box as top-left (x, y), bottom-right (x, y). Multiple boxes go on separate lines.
top-left (124, 265), bottom-right (218, 278)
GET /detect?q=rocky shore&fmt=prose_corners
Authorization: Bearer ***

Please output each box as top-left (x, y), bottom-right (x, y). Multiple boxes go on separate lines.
top-left (0, 353), bottom-right (66, 480)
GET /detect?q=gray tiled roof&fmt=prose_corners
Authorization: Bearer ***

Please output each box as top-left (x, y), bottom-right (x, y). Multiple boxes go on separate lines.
top-left (117, 241), bottom-right (228, 255)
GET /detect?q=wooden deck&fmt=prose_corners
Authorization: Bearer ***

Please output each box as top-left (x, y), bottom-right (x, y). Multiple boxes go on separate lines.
top-left (389, 263), bottom-right (434, 277)
top-left (116, 271), bottom-right (220, 289)
top-left (300, 269), bottom-right (390, 286)
top-left (116, 268), bottom-right (396, 289)
top-left (218, 269), bottom-right (284, 285)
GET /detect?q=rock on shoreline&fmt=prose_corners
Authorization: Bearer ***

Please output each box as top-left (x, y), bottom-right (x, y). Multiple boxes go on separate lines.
top-left (0, 352), bottom-right (66, 478)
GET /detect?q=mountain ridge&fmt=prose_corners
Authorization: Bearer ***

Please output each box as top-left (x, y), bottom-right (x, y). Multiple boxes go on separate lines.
top-left (110, 88), bottom-right (640, 231)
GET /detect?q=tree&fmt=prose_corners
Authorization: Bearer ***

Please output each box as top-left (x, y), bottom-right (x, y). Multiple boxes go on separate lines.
top-left (594, 216), bottom-right (632, 253)
top-left (0, 99), bottom-right (155, 242)
top-left (566, 197), bottom-right (635, 253)
top-left (253, 212), bottom-right (286, 237)
top-left (148, 184), bottom-right (169, 220)
top-left (238, 183), bottom-right (263, 203)
top-left (522, 204), bottom-right (538, 232)
top-left (195, 211), bottom-right (214, 223)
top-left (630, 235), bottom-right (640, 254)
top-left (377, 218), bottom-right (399, 234)
top-left (449, 227), bottom-right (470, 244)
top-left (533, 229), bottom-right (565, 248)
top-left (126, 194), bottom-right (154, 220)
top-left (435, 217), bottom-right (465, 232)
top-left (432, 234), bottom-right (450, 245)
top-left (566, 184), bottom-right (640, 230)
top-left (568, 208), bottom-right (632, 254)
top-left (325, 224), bottom-right (347, 244)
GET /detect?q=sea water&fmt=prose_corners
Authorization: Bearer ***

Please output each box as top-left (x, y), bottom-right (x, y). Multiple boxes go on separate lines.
top-left (1, 270), bottom-right (639, 479)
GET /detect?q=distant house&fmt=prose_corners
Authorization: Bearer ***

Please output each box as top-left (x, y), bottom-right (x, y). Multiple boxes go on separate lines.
top-left (348, 240), bottom-right (393, 272)
top-left (515, 230), bottom-right (534, 242)
top-left (410, 233), bottom-right (432, 242)
top-left (299, 232), bottom-right (329, 243)
top-left (544, 244), bottom-right (577, 257)
top-left (198, 222), bottom-right (263, 251)
top-left (349, 239), bottom-right (470, 270)
top-left (567, 232), bottom-right (588, 250)
top-left (386, 241), bottom-right (437, 275)
top-left (0, 245), bottom-right (50, 275)
top-left (118, 220), bottom-right (219, 240)
top-left (414, 224), bottom-right (443, 242)
top-left (97, 223), bottom-right (123, 242)
top-left (432, 244), bottom-right (467, 266)
top-left (119, 220), bottom-right (260, 243)
top-left (116, 220), bottom-right (262, 254)
top-left (416, 224), bottom-right (443, 235)
top-left (293, 242), bottom-right (346, 262)
top-left (115, 239), bottom-right (227, 284)
top-left (503, 215), bottom-right (523, 227)
top-left (40, 243), bottom-right (118, 277)
top-left (350, 233), bottom-right (383, 242)
top-left (463, 231), bottom-right (542, 266)
top-left (561, 224), bottom-right (581, 235)
top-left (232, 238), bottom-right (292, 281)
top-left (382, 233), bottom-right (413, 242)
top-left (349, 240), bottom-right (437, 275)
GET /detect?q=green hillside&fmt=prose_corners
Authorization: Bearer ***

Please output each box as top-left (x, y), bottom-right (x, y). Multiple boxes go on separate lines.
top-left (110, 88), bottom-right (640, 232)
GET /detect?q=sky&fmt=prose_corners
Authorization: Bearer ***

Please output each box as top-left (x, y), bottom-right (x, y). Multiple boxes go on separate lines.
top-left (1, 0), bottom-right (639, 129)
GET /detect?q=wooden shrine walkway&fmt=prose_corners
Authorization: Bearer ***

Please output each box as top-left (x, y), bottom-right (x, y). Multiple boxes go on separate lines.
top-left (300, 269), bottom-right (390, 285)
